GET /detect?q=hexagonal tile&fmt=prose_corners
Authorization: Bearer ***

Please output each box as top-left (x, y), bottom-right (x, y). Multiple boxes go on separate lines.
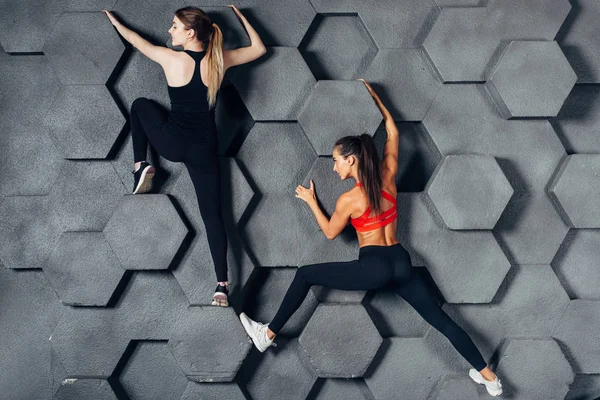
top-left (239, 338), bottom-right (318, 400)
top-left (0, 0), bottom-right (62, 52)
top-left (103, 194), bottom-right (188, 270)
top-left (169, 307), bottom-right (251, 382)
top-left (494, 265), bottom-right (569, 336)
top-left (237, 122), bottom-right (316, 194)
top-left (214, 84), bottom-right (255, 156)
top-left (194, 6), bottom-right (251, 50)
top-left (486, 41), bottom-right (577, 118)
top-left (365, 330), bottom-right (466, 400)
top-left (113, 0), bottom-right (184, 45)
top-left (298, 81), bottom-right (382, 156)
top-left (0, 121), bottom-right (62, 197)
top-left (397, 193), bottom-right (511, 303)
top-left (432, 374), bottom-right (478, 400)
top-left (550, 155), bottom-right (600, 228)
top-left (180, 381), bottom-right (246, 400)
top-left (496, 339), bottom-right (574, 399)
top-left (0, 55), bottom-right (62, 126)
top-left (43, 85), bottom-right (125, 159)
top-left (43, 12), bottom-right (125, 85)
top-left (299, 304), bottom-right (382, 378)
top-left (423, 84), bottom-right (568, 264)
top-left (365, 287), bottom-right (432, 338)
top-left (565, 374), bottom-right (600, 400)
top-left (0, 268), bottom-right (63, 398)
top-left (60, 1), bottom-right (118, 11)
top-left (488, 0), bottom-right (572, 42)
top-left (55, 379), bottom-right (117, 400)
top-left (232, 47), bottom-right (316, 121)
top-left (0, 196), bottom-right (61, 270)
top-left (552, 230), bottom-right (600, 300)
top-left (242, 267), bottom-right (318, 337)
top-left (44, 232), bottom-right (125, 306)
top-left (358, 0), bottom-right (438, 49)
top-left (423, 7), bottom-right (499, 83)
top-left (120, 341), bottom-right (188, 400)
top-left (314, 379), bottom-right (372, 400)
top-left (560, 0), bottom-right (600, 83)
top-left (435, 0), bottom-right (481, 5)
top-left (426, 154), bottom-right (513, 230)
top-left (299, 15), bottom-right (377, 80)
top-left (373, 122), bottom-right (441, 193)
top-left (554, 85), bottom-right (600, 153)
top-left (49, 161), bottom-right (128, 231)
top-left (50, 307), bottom-right (131, 377)
top-left (364, 49), bottom-right (442, 121)
top-left (554, 300), bottom-right (600, 373)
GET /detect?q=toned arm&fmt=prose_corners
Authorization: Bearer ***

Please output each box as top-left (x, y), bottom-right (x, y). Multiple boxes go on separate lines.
top-left (223, 5), bottom-right (266, 70)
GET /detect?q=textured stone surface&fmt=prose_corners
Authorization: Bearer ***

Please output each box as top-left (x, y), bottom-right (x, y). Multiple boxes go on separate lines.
top-left (232, 47), bottom-right (316, 121)
top-left (179, 381), bottom-right (246, 400)
top-left (55, 379), bottom-right (117, 400)
top-left (242, 267), bottom-right (318, 337)
top-left (554, 300), bottom-right (600, 373)
top-left (426, 154), bottom-right (513, 230)
top-left (496, 339), bottom-right (575, 399)
top-left (423, 84), bottom-right (568, 264)
top-left (560, 0), bottom-right (600, 83)
top-left (120, 341), bottom-right (188, 400)
top-left (299, 304), bottom-right (382, 378)
top-left (0, 268), bottom-right (63, 399)
top-left (314, 379), bottom-right (372, 400)
top-left (364, 49), bottom-right (441, 121)
top-left (43, 85), bottom-right (125, 159)
top-left (554, 85), bottom-right (600, 153)
top-left (486, 41), bottom-right (577, 118)
top-left (43, 12), bottom-right (125, 85)
top-left (169, 307), bottom-right (251, 382)
top-left (397, 193), bottom-right (511, 303)
top-left (298, 81), bottom-right (381, 156)
top-left (566, 374), bottom-right (600, 400)
top-left (0, 0), bottom-right (62, 52)
top-left (237, 122), bottom-right (316, 194)
top-left (299, 15), bottom-right (377, 81)
top-left (44, 232), bottom-right (125, 306)
top-left (550, 155), bottom-right (600, 228)
top-left (552, 230), bottom-right (600, 300)
top-left (103, 195), bottom-right (188, 270)
top-left (239, 338), bottom-right (318, 400)
top-left (432, 375), bottom-right (479, 400)
top-left (113, 0), bottom-right (185, 45)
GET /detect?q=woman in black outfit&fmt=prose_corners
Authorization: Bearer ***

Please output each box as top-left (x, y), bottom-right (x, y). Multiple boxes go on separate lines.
top-left (103, 5), bottom-right (265, 306)
top-left (240, 80), bottom-right (503, 396)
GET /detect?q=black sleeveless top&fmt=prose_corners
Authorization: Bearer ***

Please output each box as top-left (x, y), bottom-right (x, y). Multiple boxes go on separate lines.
top-left (166, 50), bottom-right (216, 140)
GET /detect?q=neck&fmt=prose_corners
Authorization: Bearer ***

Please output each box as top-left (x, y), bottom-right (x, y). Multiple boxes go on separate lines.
top-left (184, 41), bottom-right (204, 52)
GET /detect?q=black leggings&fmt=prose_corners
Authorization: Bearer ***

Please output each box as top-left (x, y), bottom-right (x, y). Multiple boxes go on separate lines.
top-left (130, 97), bottom-right (228, 282)
top-left (269, 243), bottom-right (487, 371)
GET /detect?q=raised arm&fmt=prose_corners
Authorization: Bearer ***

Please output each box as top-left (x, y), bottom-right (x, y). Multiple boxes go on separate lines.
top-left (223, 5), bottom-right (266, 70)
top-left (359, 79), bottom-right (399, 181)
top-left (103, 10), bottom-right (174, 66)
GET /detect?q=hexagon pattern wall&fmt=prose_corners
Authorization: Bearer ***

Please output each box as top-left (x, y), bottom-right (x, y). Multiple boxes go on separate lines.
top-left (0, 0), bottom-right (598, 399)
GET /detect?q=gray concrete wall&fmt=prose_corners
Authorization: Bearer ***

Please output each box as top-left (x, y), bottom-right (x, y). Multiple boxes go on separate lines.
top-left (1, 0), bottom-right (599, 399)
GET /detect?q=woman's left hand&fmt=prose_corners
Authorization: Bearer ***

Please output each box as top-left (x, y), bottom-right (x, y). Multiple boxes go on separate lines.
top-left (102, 10), bottom-right (119, 26)
top-left (295, 180), bottom-right (317, 204)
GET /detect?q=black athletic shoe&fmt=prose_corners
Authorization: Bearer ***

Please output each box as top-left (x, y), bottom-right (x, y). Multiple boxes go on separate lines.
top-left (132, 162), bottom-right (155, 194)
top-left (212, 284), bottom-right (229, 307)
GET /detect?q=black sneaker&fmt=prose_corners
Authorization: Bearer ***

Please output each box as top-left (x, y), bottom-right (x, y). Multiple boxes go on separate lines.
top-left (132, 162), bottom-right (155, 194)
top-left (212, 284), bottom-right (229, 307)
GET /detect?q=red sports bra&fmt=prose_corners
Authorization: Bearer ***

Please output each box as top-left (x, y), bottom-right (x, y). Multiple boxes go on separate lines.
top-left (350, 182), bottom-right (398, 232)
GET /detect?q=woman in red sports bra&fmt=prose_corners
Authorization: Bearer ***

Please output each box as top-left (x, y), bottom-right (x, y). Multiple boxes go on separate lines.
top-left (240, 80), bottom-right (502, 396)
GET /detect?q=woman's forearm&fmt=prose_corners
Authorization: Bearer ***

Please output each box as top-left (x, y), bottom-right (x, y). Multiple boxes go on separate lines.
top-left (237, 12), bottom-right (266, 52)
top-left (112, 21), bottom-right (143, 48)
top-left (307, 200), bottom-right (331, 237)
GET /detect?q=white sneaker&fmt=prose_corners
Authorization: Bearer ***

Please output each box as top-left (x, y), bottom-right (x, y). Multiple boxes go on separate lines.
top-left (239, 312), bottom-right (276, 352)
top-left (469, 368), bottom-right (503, 396)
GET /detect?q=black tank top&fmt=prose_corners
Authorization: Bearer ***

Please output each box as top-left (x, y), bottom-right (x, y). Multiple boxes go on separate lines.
top-left (166, 50), bottom-right (216, 140)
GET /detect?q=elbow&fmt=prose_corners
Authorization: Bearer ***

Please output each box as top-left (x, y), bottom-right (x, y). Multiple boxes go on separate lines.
top-left (324, 231), bottom-right (336, 240)
top-left (256, 44), bottom-right (267, 58)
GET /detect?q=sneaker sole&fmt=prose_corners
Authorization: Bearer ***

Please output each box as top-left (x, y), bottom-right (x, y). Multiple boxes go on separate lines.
top-left (133, 166), bottom-right (155, 194)
top-left (239, 313), bottom-right (267, 353)
top-left (469, 370), bottom-right (503, 397)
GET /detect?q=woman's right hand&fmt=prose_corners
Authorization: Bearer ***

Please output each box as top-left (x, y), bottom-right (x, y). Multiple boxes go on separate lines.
top-left (102, 10), bottom-right (120, 26)
top-left (228, 5), bottom-right (244, 19)
top-left (358, 78), bottom-right (377, 97)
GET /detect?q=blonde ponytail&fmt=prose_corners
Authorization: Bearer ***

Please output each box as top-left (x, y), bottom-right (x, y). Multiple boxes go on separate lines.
top-left (205, 23), bottom-right (224, 107)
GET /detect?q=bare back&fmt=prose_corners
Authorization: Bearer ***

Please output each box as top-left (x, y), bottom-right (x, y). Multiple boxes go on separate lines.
top-left (162, 50), bottom-right (211, 88)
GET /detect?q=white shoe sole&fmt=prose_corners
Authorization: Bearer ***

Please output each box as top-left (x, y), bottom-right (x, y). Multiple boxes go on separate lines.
top-left (239, 312), bottom-right (267, 353)
top-left (133, 165), bottom-right (155, 194)
top-left (469, 369), bottom-right (503, 396)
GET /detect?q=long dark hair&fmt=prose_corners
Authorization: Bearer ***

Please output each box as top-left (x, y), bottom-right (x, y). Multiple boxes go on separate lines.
top-left (175, 7), bottom-right (224, 107)
top-left (335, 134), bottom-right (382, 215)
